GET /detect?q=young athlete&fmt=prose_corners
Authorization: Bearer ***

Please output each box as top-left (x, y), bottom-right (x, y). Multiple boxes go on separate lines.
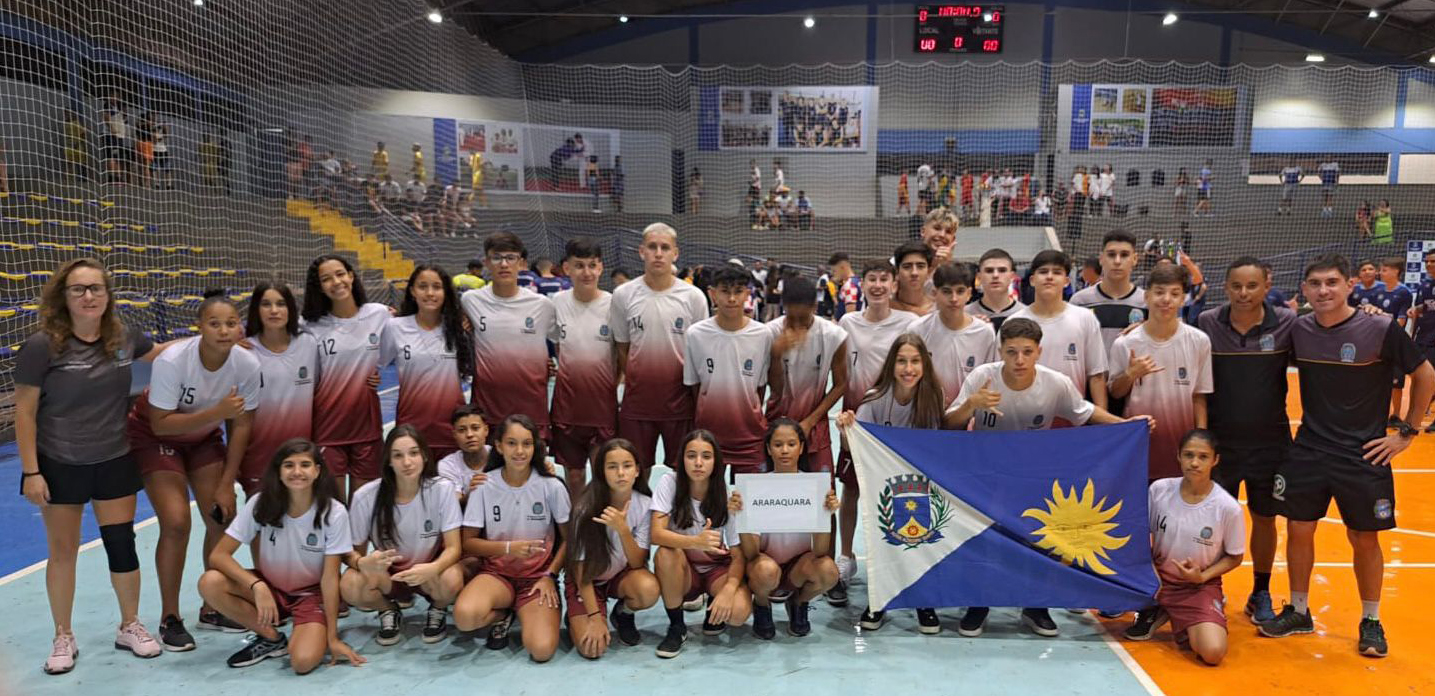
top-left (837, 334), bottom-right (947, 633)
top-left (1196, 257), bottom-right (1297, 623)
top-left (609, 223), bottom-right (711, 470)
top-left (565, 439), bottom-right (661, 658)
top-left (966, 248), bottom-right (1025, 333)
top-left (453, 415), bottom-right (570, 662)
top-left (462, 233), bottom-right (557, 440)
top-left (651, 430), bottom-right (749, 658)
top-left (384, 265), bottom-right (473, 460)
top-left (832, 259), bottom-right (917, 604)
top-left (17, 258), bottom-right (172, 673)
top-left (684, 266), bottom-right (778, 474)
top-left (1349, 259), bottom-right (1385, 308)
top-left (130, 291), bottom-right (261, 649)
top-left (241, 282), bottom-right (316, 496)
top-left (1071, 229), bottom-right (1147, 354)
top-left (436, 404), bottom-right (489, 505)
top-left (766, 276), bottom-right (848, 474)
top-left (1123, 430), bottom-right (1245, 666)
top-left (920, 207), bottom-right (958, 269)
top-left (197, 438), bottom-right (362, 671)
top-left (1260, 254), bottom-right (1435, 657)
top-left (890, 241), bottom-right (935, 316)
top-left (943, 318), bottom-right (1152, 637)
top-left (302, 254), bottom-right (390, 498)
top-left (1376, 258), bottom-right (1414, 425)
top-left (910, 264), bottom-right (999, 407)
top-left (340, 425), bottom-right (464, 646)
top-left (1411, 248), bottom-right (1435, 431)
top-left (1011, 250), bottom-right (1109, 410)
top-left (732, 419), bottom-right (840, 639)
top-left (828, 252), bottom-right (863, 318)
top-left (549, 238), bottom-right (619, 498)
top-left (1108, 264), bottom-right (1213, 480)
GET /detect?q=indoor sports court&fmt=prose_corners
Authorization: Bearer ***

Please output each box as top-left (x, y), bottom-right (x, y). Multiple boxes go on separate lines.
top-left (3, 0), bottom-right (1435, 693)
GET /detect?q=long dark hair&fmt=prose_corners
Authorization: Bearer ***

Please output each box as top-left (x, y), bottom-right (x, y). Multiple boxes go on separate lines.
top-left (861, 333), bottom-right (946, 430)
top-left (483, 414), bottom-right (556, 477)
top-left (254, 438), bottom-right (338, 530)
top-left (302, 254), bottom-right (369, 322)
top-left (398, 264), bottom-right (474, 381)
top-left (668, 429), bottom-right (729, 531)
top-left (371, 424), bottom-right (439, 550)
top-left (245, 281), bottom-right (300, 338)
top-left (568, 438), bottom-right (649, 585)
top-left (764, 417), bottom-right (811, 473)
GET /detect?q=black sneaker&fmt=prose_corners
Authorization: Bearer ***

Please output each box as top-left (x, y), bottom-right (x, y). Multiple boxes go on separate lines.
top-left (1358, 618), bottom-right (1388, 658)
top-left (701, 611), bottom-right (727, 636)
top-left (226, 632), bottom-right (288, 668)
top-left (826, 580), bottom-right (849, 608)
top-left (655, 624), bottom-right (687, 658)
top-left (786, 598), bottom-right (811, 637)
top-left (375, 608), bottom-right (403, 646)
top-left (916, 608), bottom-right (941, 635)
top-left (1424, 420), bottom-right (1435, 434)
top-left (752, 604), bottom-right (775, 640)
top-left (858, 608), bottom-right (886, 631)
top-left (958, 607), bottom-right (989, 637)
top-left (1021, 608), bottom-right (1059, 637)
top-left (196, 609), bottom-right (246, 633)
top-left (610, 603), bottom-right (641, 646)
top-left (1258, 605), bottom-right (1314, 638)
top-left (158, 615), bottom-right (195, 652)
top-left (1122, 608), bottom-right (1168, 641)
top-left (421, 604), bottom-right (447, 644)
top-left (485, 610), bottom-right (513, 650)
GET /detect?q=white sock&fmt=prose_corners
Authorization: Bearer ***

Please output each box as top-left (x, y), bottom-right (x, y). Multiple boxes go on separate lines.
top-left (1361, 601), bottom-right (1379, 621)
top-left (1291, 592), bottom-right (1309, 614)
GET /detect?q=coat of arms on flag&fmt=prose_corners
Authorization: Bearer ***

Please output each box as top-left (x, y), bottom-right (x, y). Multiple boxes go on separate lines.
top-left (879, 474), bottom-right (951, 548)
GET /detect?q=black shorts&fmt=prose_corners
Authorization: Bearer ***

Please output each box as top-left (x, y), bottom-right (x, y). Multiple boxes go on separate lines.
top-left (1213, 443), bottom-right (1286, 518)
top-left (22, 453), bottom-right (142, 505)
top-left (1274, 444), bottom-right (1395, 531)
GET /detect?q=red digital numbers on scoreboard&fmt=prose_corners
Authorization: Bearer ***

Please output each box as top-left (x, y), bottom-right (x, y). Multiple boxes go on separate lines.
top-left (953, 37), bottom-right (964, 49)
top-left (919, 38), bottom-right (937, 51)
top-left (919, 9), bottom-right (929, 22)
top-left (983, 39), bottom-right (1001, 52)
top-left (937, 5), bottom-right (980, 17)
top-left (913, 5), bottom-right (1005, 54)
top-left (990, 10), bottom-right (1001, 23)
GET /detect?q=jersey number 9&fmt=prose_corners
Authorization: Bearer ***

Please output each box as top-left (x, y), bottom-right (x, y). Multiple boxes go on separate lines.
top-left (706, 357), bottom-right (714, 374)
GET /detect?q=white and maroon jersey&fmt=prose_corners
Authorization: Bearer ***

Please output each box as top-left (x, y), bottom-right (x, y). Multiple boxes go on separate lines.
top-left (765, 315), bottom-right (847, 454)
top-left (348, 477), bottom-right (462, 570)
top-left (838, 310), bottom-right (918, 409)
top-left (437, 449), bottom-right (488, 498)
top-left (1010, 303), bottom-right (1107, 397)
top-left (381, 315), bottom-right (465, 451)
top-left (226, 495), bottom-right (352, 595)
top-left (651, 472), bottom-right (740, 574)
top-left (244, 333), bottom-right (317, 477)
top-left (147, 336), bottom-right (261, 444)
top-left (856, 388), bottom-right (917, 428)
top-left (952, 362), bottom-right (1094, 431)
top-left (462, 469), bottom-right (570, 579)
top-left (608, 278), bottom-right (710, 420)
top-left (585, 491), bottom-right (653, 584)
top-left (1148, 477), bottom-right (1245, 579)
top-left (909, 313), bottom-right (998, 406)
top-left (1109, 324), bottom-right (1214, 479)
top-left (683, 318), bottom-right (773, 466)
top-left (461, 286), bottom-right (556, 427)
top-left (306, 303), bottom-right (389, 445)
top-left (549, 289), bottom-right (618, 428)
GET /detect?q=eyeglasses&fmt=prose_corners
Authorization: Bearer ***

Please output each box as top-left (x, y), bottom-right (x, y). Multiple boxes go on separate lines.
top-left (65, 284), bottom-right (108, 298)
top-left (487, 253), bottom-right (522, 265)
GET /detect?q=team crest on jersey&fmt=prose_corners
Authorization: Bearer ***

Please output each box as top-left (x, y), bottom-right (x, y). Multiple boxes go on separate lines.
top-left (523, 317), bottom-right (536, 334)
top-left (1067, 342), bottom-right (1077, 355)
top-left (1200, 526), bottom-right (1213, 539)
top-left (1374, 498), bottom-right (1393, 520)
top-left (424, 519), bottom-right (434, 533)
top-left (742, 358), bottom-right (755, 375)
top-left (878, 474), bottom-right (951, 549)
top-left (1259, 334), bottom-right (1275, 352)
top-left (1177, 367), bottom-right (1188, 382)
top-left (115, 348), bottom-right (129, 360)
top-left (298, 366), bottom-right (308, 379)
top-left (1129, 308), bottom-right (1144, 324)
top-left (1272, 475), bottom-right (1287, 501)
top-left (672, 317), bottom-right (686, 334)
top-left (966, 356), bottom-right (975, 368)
top-left (1339, 342), bottom-right (1357, 363)
top-left (368, 333), bottom-right (379, 345)
top-left (532, 502), bottom-right (544, 515)
top-left (1033, 414), bottom-right (1044, 426)
top-left (599, 324), bottom-right (610, 337)
top-left (306, 533), bottom-right (318, 546)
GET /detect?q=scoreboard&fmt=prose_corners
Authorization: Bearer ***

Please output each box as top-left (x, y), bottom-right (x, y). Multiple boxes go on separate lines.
top-left (914, 5), bottom-right (1005, 54)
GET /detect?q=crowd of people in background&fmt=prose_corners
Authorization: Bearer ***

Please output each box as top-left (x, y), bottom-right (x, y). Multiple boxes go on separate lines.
top-left (743, 159), bottom-right (816, 230)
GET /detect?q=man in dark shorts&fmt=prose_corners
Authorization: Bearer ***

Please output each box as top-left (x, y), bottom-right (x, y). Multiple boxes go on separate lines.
top-left (1408, 248), bottom-right (1435, 432)
top-left (1197, 256), bottom-right (1297, 624)
top-left (1259, 254), bottom-right (1434, 658)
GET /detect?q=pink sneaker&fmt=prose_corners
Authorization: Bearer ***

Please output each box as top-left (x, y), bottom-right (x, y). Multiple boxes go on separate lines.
top-left (114, 620), bottom-right (162, 658)
top-left (44, 632), bottom-right (77, 675)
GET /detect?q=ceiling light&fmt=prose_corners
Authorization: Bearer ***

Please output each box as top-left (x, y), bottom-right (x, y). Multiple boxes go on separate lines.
top-left (1305, 53), bottom-right (1325, 62)
top-left (193, 0), bottom-right (203, 6)
top-left (427, 9), bottom-right (443, 23)
top-left (1162, 12), bottom-right (1178, 25)
top-left (1368, 9), bottom-right (1380, 18)
top-left (1428, 54), bottom-right (1435, 63)
top-left (619, 15), bottom-right (629, 23)
top-left (803, 16), bottom-right (815, 29)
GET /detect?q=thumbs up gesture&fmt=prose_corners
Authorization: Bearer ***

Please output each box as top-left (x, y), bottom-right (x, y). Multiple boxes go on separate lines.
top-left (696, 519), bottom-right (727, 555)
top-left (212, 386), bottom-right (245, 420)
top-left (967, 378), bottom-right (1004, 417)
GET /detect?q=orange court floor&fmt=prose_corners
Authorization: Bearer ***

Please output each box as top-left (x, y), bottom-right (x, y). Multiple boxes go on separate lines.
top-left (1103, 372), bottom-right (1435, 696)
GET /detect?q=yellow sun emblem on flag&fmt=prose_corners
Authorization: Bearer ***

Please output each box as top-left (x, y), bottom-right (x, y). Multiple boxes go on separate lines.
top-left (1021, 479), bottom-right (1129, 575)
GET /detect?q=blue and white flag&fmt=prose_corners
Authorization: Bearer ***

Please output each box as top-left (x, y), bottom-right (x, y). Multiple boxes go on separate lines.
top-left (849, 421), bottom-right (1159, 611)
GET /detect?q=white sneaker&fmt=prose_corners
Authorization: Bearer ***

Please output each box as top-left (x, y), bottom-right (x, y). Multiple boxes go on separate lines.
top-left (44, 632), bottom-right (78, 675)
top-left (114, 620), bottom-right (162, 658)
top-left (682, 593), bottom-right (707, 612)
top-left (836, 555), bottom-right (857, 585)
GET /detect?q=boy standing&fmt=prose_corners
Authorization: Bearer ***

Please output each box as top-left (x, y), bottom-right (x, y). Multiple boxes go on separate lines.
top-left (890, 241), bottom-right (935, 316)
top-left (910, 264), bottom-right (998, 407)
top-left (1349, 260), bottom-right (1385, 308)
top-left (1011, 251), bottom-right (1109, 410)
top-left (1071, 229), bottom-right (1147, 354)
top-left (1377, 258), bottom-right (1414, 425)
top-left (549, 238), bottom-right (618, 498)
top-left (967, 248), bottom-right (1025, 333)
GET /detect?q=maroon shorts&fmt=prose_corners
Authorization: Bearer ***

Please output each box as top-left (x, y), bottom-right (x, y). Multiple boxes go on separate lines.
top-left (835, 448), bottom-right (859, 492)
top-left (253, 570), bottom-right (325, 626)
top-left (131, 423), bottom-right (227, 478)
top-left (1157, 578), bottom-right (1228, 635)
top-left (617, 415), bottom-right (691, 470)
top-left (562, 568), bottom-right (634, 619)
top-left (479, 571), bottom-right (550, 612)
top-left (320, 440), bottom-right (383, 480)
top-left (551, 423), bottom-right (616, 472)
top-left (684, 562), bottom-right (732, 603)
top-left (773, 554), bottom-right (809, 593)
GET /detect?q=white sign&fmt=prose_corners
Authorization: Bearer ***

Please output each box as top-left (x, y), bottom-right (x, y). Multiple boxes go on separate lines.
top-left (734, 473), bottom-right (832, 534)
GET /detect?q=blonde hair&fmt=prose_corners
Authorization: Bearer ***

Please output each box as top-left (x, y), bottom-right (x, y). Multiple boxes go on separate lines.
top-left (641, 222), bottom-right (678, 244)
top-left (923, 208), bottom-right (958, 232)
top-left (39, 257), bottom-right (125, 354)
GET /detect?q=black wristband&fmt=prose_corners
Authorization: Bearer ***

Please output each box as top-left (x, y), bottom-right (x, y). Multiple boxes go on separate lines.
top-left (21, 471), bottom-right (41, 478)
top-left (547, 571), bottom-right (560, 581)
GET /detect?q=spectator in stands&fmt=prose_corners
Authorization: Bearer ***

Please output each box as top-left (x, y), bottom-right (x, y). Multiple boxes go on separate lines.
top-left (916, 162), bottom-right (935, 215)
top-left (750, 159), bottom-right (762, 199)
top-left (775, 187), bottom-right (795, 228)
top-left (1096, 164), bottom-right (1116, 216)
top-left (688, 168), bottom-right (703, 214)
top-left (320, 151), bottom-right (342, 181)
top-left (1194, 159), bottom-right (1214, 217)
top-left (1319, 158), bottom-right (1340, 218)
top-left (1032, 189), bottom-right (1052, 225)
top-left (1070, 166), bottom-right (1088, 219)
top-left (441, 182), bottom-right (473, 234)
top-left (571, 133), bottom-right (588, 185)
top-left (797, 190), bottom-right (815, 229)
top-left (411, 142), bottom-right (426, 184)
top-left (152, 122), bottom-right (172, 190)
top-left (297, 134), bottom-right (314, 190)
top-left (371, 141), bottom-right (389, 179)
top-left (1278, 159), bottom-right (1303, 215)
top-left (534, 259), bottom-right (571, 296)
top-left (1078, 257), bottom-right (1101, 292)
top-left (200, 133), bottom-right (222, 193)
top-left (995, 168), bottom-right (1017, 219)
top-left (978, 170), bottom-right (995, 227)
top-left (549, 138), bottom-right (572, 190)
top-left (101, 99), bottom-right (129, 184)
top-left (897, 171), bottom-right (910, 216)
top-left (378, 173), bottom-right (402, 208)
top-left (133, 112), bottom-right (155, 189)
top-left (1356, 199), bottom-right (1372, 240)
top-left (1173, 168), bottom-right (1189, 217)
top-left (453, 259), bottom-right (487, 291)
top-left (63, 111), bottom-right (89, 183)
top-left (610, 268), bottom-right (631, 287)
top-left (421, 183), bottom-right (444, 233)
top-left (763, 194), bottom-right (782, 230)
top-left (1372, 199), bottom-right (1394, 245)
top-left (611, 155), bottom-right (625, 213)
top-left (773, 159), bottom-right (785, 191)
top-left (585, 155), bottom-right (601, 213)
top-left (749, 193), bottom-right (767, 229)
top-left (960, 169), bottom-right (975, 221)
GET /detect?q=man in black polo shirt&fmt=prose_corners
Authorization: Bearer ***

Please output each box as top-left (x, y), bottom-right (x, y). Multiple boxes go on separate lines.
top-left (1197, 256), bottom-right (1297, 625)
top-left (1259, 254), bottom-right (1434, 658)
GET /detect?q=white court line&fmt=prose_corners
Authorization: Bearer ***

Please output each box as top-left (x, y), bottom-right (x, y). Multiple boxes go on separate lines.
top-left (1096, 628), bottom-right (1166, 696)
top-left (0, 509), bottom-right (169, 587)
top-left (1393, 469), bottom-right (1435, 473)
top-left (1240, 561), bottom-right (1435, 568)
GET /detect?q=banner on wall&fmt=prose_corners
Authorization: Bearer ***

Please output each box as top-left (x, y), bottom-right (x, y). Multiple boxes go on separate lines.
top-left (698, 86), bottom-right (877, 152)
top-left (1068, 84), bottom-right (1241, 151)
top-left (438, 119), bottom-right (621, 195)
top-left (1406, 240), bottom-right (1435, 287)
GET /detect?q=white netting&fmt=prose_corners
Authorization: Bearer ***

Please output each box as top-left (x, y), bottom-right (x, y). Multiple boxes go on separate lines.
top-left (1, 0), bottom-right (1431, 434)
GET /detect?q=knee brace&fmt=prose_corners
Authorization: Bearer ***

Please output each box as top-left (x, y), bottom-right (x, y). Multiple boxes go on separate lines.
top-left (99, 522), bottom-right (140, 573)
